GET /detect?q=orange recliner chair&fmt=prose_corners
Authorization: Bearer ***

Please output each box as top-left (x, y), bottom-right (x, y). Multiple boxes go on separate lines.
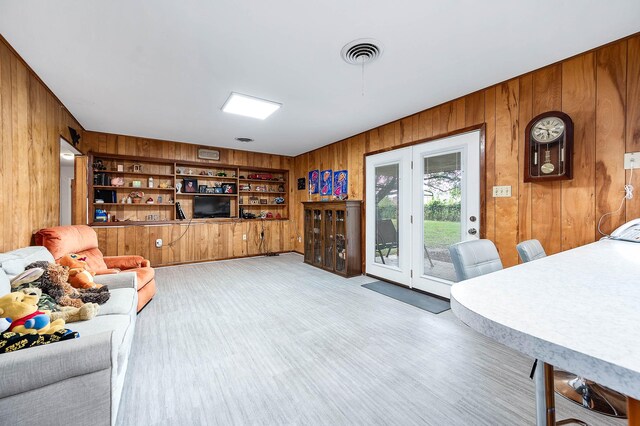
top-left (35, 225), bottom-right (156, 312)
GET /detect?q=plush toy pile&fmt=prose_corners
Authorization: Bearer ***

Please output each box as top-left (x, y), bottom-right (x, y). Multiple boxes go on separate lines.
top-left (0, 257), bottom-right (111, 354)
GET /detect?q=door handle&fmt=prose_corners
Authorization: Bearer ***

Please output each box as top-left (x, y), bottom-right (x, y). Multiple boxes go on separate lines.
top-left (468, 228), bottom-right (477, 235)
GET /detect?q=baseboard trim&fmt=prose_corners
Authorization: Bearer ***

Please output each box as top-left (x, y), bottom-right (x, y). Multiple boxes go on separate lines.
top-left (154, 251), bottom-right (295, 268)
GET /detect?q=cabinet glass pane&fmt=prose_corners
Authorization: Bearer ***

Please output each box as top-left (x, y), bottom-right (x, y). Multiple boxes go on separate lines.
top-left (304, 209), bottom-right (313, 263)
top-left (313, 209), bottom-right (322, 265)
top-left (324, 210), bottom-right (334, 268)
top-left (335, 210), bottom-right (346, 273)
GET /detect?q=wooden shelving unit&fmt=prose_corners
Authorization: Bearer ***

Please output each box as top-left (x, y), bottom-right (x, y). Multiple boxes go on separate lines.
top-left (88, 153), bottom-right (289, 225)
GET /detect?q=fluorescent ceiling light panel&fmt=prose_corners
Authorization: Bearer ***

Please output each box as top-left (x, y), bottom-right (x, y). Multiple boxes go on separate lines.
top-left (222, 92), bottom-right (281, 120)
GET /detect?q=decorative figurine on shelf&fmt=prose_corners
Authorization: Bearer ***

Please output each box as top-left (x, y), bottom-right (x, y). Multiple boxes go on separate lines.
top-left (157, 195), bottom-right (163, 204)
top-left (176, 182), bottom-right (182, 193)
top-left (129, 191), bottom-right (144, 204)
top-left (274, 197), bottom-right (285, 204)
top-left (275, 213), bottom-right (282, 219)
top-left (92, 159), bottom-right (107, 171)
top-left (148, 177), bottom-right (154, 188)
top-left (131, 163), bottom-right (143, 173)
top-left (278, 184), bottom-right (285, 192)
top-left (111, 177), bottom-right (124, 187)
top-left (146, 197), bottom-right (154, 204)
top-left (216, 171), bottom-right (227, 177)
top-left (158, 181), bottom-right (169, 189)
top-left (176, 167), bottom-right (184, 174)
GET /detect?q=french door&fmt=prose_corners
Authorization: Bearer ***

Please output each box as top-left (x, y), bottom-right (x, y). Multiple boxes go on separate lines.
top-left (365, 130), bottom-right (481, 298)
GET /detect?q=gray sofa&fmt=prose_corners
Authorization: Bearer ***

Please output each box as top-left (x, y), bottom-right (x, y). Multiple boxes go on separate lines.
top-left (0, 246), bottom-right (137, 426)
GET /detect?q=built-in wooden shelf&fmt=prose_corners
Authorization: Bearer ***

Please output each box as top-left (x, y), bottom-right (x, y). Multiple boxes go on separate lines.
top-left (94, 171), bottom-right (175, 178)
top-left (89, 153), bottom-right (289, 224)
top-left (176, 174), bottom-right (237, 179)
top-left (176, 193), bottom-right (237, 197)
top-left (93, 203), bottom-right (174, 206)
top-left (239, 191), bottom-right (286, 194)
top-left (94, 185), bottom-right (175, 191)
top-left (238, 178), bottom-right (286, 184)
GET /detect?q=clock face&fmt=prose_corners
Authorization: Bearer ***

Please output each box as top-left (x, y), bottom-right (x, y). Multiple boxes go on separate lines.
top-left (531, 117), bottom-right (565, 143)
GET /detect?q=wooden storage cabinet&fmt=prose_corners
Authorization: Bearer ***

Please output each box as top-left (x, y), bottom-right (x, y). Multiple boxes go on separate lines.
top-left (302, 201), bottom-right (361, 277)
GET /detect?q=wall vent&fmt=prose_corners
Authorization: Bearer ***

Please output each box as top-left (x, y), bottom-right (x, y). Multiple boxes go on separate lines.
top-left (198, 148), bottom-right (220, 160)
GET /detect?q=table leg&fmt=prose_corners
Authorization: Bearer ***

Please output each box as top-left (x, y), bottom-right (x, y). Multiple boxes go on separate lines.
top-left (629, 398), bottom-right (640, 426)
top-left (535, 361), bottom-right (556, 425)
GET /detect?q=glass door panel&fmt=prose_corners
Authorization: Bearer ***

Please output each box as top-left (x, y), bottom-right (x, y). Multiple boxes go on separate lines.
top-left (335, 209), bottom-right (346, 273)
top-left (365, 147), bottom-right (412, 284)
top-left (421, 151), bottom-right (462, 282)
top-left (304, 208), bottom-right (313, 263)
top-left (324, 209), bottom-right (334, 269)
top-left (313, 209), bottom-right (322, 265)
top-left (374, 164), bottom-right (400, 267)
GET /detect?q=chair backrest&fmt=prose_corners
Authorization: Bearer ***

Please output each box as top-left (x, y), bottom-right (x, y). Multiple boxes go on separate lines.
top-left (516, 239), bottom-right (547, 263)
top-left (376, 219), bottom-right (398, 245)
top-left (448, 239), bottom-right (503, 281)
top-left (35, 225), bottom-right (108, 271)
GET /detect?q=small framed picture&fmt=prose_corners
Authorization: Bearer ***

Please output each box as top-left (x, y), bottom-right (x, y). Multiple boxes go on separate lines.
top-left (198, 185), bottom-right (208, 193)
top-left (183, 178), bottom-right (197, 193)
top-left (259, 199), bottom-right (268, 205)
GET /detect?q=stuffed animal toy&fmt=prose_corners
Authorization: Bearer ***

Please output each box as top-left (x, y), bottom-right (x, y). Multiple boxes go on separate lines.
top-left (0, 291), bottom-right (66, 335)
top-left (24, 261), bottom-right (110, 306)
top-left (50, 303), bottom-right (99, 323)
top-left (59, 254), bottom-right (104, 290)
top-left (14, 287), bottom-right (99, 323)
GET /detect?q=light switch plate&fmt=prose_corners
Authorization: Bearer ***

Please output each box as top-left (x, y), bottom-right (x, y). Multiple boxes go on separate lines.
top-left (492, 185), bottom-right (512, 198)
top-left (624, 152), bottom-right (640, 169)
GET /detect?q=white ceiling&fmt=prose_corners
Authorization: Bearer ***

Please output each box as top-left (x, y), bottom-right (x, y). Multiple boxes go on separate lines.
top-left (1, 1), bottom-right (639, 156)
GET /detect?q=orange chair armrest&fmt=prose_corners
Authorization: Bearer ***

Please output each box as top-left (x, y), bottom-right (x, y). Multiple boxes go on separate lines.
top-left (103, 255), bottom-right (149, 270)
top-left (94, 268), bottom-right (121, 275)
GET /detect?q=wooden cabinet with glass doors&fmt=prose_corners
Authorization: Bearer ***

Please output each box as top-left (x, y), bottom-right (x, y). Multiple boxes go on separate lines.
top-left (302, 201), bottom-right (361, 277)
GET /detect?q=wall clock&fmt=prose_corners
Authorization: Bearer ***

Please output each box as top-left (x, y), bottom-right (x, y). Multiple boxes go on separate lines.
top-left (524, 111), bottom-right (573, 182)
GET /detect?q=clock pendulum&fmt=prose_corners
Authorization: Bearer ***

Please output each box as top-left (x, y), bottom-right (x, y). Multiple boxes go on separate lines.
top-left (541, 144), bottom-right (555, 174)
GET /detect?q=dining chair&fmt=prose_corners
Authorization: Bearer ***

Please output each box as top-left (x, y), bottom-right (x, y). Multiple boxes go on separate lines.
top-left (448, 239), bottom-right (503, 281)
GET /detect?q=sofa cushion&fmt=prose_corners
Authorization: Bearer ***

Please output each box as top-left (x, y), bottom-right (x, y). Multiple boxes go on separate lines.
top-left (133, 267), bottom-right (155, 289)
top-left (0, 269), bottom-right (9, 297)
top-left (0, 247), bottom-right (55, 276)
top-left (70, 314), bottom-right (133, 376)
top-left (35, 225), bottom-right (109, 272)
top-left (97, 288), bottom-right (136, 316)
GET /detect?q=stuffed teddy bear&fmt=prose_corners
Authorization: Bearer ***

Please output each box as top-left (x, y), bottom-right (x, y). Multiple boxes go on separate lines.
top-left (0, 290), bottom-right (66, 335)
top-left (58, 254), bottom-right (104, 290)
top-left (24, 261), bottom-right (110, 306)
top-left (50, 304), bottom-right (99, 323)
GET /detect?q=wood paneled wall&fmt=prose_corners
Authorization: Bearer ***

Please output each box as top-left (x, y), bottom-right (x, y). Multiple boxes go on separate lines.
top-left (292, 34), bottom-right (640, 268)
top-left (82, 131), bottom-right (296, 265)
top-left (0, 37), bottom-right (83, 252)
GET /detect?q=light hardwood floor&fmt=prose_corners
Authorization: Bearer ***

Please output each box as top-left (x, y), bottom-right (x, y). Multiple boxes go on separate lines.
top-left (117, 253), bottom-right (624, 425)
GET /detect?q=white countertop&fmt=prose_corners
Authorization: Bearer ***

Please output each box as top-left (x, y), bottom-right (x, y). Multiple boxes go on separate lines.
top-left (450, 239), bottom-right (640, 400)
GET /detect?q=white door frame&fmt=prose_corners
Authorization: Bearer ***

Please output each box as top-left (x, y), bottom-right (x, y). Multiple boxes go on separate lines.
top-left (364, 128), bottom-right (483, 298)
top-left (411, 131), bottom-right (481, 298)
top-left (365, 147), bottom-right (412, 285)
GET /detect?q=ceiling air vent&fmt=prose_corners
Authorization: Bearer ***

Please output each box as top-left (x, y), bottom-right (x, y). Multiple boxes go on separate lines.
top-left (341, 39), bottom-right (383, 65)
top-left (235, 137), bottom-right (254, 143)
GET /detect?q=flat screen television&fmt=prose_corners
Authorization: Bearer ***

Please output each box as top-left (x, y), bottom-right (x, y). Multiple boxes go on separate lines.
top-left (193, 196), bottom-right (231, 218)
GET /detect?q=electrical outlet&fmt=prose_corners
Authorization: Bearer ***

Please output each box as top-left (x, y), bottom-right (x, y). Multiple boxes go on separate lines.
top-left (155, 239), bottom-right (162, 248)
top-left (242, 234), bottom-right (247, 241)
top-left (298, 236), bottom-right (302, 243)
top-left (624, 152), bottom-right (640, 169)
top-left (492, 185), bottom-right (512, 198)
